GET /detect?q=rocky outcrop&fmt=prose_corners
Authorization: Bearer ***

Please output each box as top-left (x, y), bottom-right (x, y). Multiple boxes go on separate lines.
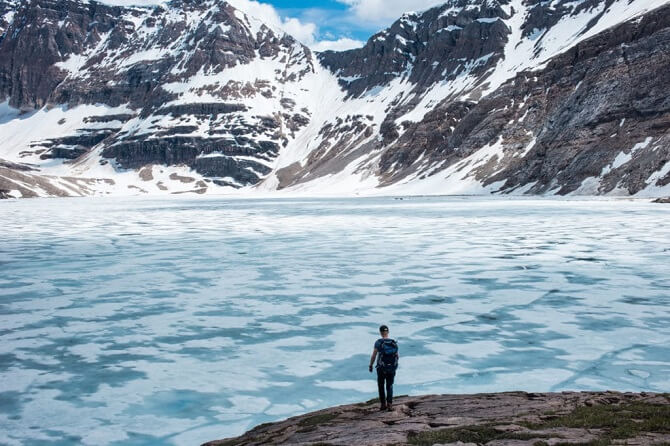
top-left (0, 165), bottom-right (110, 197)
top-left (0, 159), bottom-right (37, 171)
top-left (371, 2), bottom-right (670, 195)
top-left (102, 136), bottom-right (275, 185)
top-left (204, 391), bottom-right (670, 446)
top-left (40, 131), bottom-right (115, 160)
top-left (0, 0), bottom-right (121, 110)
top-left (0, 0), bottom-right (17, 37)
top-left (319, 1), bottom-right (511, 99)
top-left (155, 103), bottom-right (248, 117)
top-left (469, 3), bottom-right (670, 195)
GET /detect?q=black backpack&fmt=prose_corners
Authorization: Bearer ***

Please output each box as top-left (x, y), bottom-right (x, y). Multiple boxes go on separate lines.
top-left (378, 339), bottom-right (398, 371)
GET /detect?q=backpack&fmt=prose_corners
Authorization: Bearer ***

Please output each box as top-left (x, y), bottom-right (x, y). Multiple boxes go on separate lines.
top-left (378, 339), bottom-right (398, 371)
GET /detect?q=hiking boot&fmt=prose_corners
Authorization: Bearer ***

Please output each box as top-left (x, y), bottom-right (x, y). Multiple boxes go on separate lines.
top-left (379, 404), bottom-right (387, 411)
top-left (387, 404), bottom-right (393, 411)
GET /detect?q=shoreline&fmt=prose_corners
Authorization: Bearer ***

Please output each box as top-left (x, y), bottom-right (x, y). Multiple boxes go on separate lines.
top-left (2, 192), bottom-right (669, 203)
top-left (203, 391), bottom-right (670, 446)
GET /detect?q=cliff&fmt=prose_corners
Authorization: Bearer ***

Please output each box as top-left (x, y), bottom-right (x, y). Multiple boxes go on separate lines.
top-left (203, 391), bottom-right (670, 446)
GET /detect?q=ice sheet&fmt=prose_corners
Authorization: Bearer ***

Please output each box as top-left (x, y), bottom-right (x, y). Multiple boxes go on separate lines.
top-left (1, 196), bottom-right (669, 445)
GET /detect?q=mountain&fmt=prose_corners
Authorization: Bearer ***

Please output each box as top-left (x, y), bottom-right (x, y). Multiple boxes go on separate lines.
top-left (269, 0), bottom-right (670, 196)
top-left (0, 0), bottom-right (322, 196)
top-left (0, 0), bottom-right (669, 198)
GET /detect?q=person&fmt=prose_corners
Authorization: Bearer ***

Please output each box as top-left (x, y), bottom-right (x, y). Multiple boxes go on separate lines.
top-left (368, 324), bottom-right (399, 411)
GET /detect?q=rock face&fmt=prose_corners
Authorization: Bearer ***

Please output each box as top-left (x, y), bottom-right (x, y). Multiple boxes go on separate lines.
top-left (0, 0), bottom-right (17, 37)
top-left (0, 0), bottom-right (315, 190)
top-left (319, 1), bottom-right (511, 100)
top-left (375, 3), bottom-right (670, 195)
top-left (0, 0), bottom-right (669, 197)
top-left (203, 391), bottom-right (670, 446)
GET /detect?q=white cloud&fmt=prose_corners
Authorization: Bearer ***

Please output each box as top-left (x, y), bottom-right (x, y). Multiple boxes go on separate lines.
top-left (337, 0), bottom-right (445, 25)
top-left (281, 16), bottom-right (318, 45)
top-left (311, 38), bottom-right (365, 52)
top-left (225, 0), bottom-right (310, 38)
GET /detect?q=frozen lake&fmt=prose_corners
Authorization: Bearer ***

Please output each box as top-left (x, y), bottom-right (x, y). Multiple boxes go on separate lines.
top-left (1, 196), bottom-right (669, 445)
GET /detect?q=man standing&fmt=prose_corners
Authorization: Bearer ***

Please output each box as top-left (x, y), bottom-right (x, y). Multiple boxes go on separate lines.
top-left (368, 325), bottom-right (399, 411)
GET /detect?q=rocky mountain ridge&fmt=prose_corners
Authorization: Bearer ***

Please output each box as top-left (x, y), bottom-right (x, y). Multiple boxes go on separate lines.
top-left (0, 0), bottom-right (319, 195)
top-left (0, 0), bottom-right (669, 198)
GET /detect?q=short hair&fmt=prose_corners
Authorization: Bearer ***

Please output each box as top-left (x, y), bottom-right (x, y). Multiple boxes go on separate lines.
top-left (379, 325), bottom-right (389, 333)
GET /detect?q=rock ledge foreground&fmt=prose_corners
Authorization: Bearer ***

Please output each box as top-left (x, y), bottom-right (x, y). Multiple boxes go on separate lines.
top-left (203, 391), bottom-right (670, 446)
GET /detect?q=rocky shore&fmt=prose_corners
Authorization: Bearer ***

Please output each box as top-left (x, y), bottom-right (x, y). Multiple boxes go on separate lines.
top-left (203, 391), bottom-right (670, 446)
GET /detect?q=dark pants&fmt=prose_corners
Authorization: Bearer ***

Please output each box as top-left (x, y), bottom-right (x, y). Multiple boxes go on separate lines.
top-left (377, 368), bottom-right (395, 406)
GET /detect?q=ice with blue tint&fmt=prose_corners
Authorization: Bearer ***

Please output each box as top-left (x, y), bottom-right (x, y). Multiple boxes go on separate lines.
top-left (1, 196), bottom-right (669, 445)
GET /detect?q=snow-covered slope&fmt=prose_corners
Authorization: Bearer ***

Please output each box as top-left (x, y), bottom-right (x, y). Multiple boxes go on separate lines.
top-left (0, 0), bottom-right (669, 198)
top-left (264, 0), bottom-right (670, 197)
top-left (0, 0), bottom-right (331, 197)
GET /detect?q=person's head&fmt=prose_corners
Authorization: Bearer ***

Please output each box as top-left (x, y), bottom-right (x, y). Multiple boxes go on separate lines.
top-left (379, 325), bottom-right (389, 338)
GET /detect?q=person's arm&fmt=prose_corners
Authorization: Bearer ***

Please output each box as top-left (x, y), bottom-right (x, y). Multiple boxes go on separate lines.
top-left (369, 349), bottom-right (377, 372)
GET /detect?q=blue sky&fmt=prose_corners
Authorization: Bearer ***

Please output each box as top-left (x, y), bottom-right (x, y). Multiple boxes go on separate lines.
top-left (104, 0), bottom-right (446, 50)
top-left (272, 0), bottom-right (371, 43)
top-left (270, 0), bottom-right (446, 47)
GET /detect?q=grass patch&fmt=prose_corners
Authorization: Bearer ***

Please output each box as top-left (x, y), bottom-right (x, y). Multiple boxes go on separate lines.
top-left (527, 402), bottom-right (670, 437)
top-left (298, 413), bottom-right (339, 427)
top-left (523, 402), bottom-right (670, 446)
top-left (356, 397), bottom-right (380, 406)
top-left (407, 402), bottom-right (670, 446)
top-left (535, 442), bottom-right (613, 446)
top-left (297, 413), bottom-right (339, 432)
top-left (251, 421), bottom-right (276, 431)
top-left (407, 425), bottom-right (558, 446)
